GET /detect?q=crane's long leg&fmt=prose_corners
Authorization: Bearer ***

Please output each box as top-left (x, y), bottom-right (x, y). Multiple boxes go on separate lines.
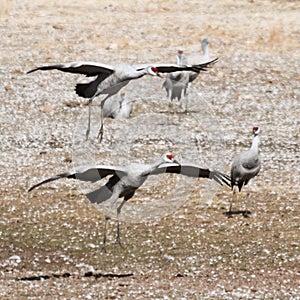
top-left (102, 216), bottom-right (109, 252)
top-left (179, 90), bottom-right (186, 112)
top-left (229, 189), bottom-right (235, 213)
top-left (101, 191), bottom-right (120, 251)
top-left (86, 102), bottom-right (92, 140)
top-left (97, 107), bottom-right (104, 142)
top-left (97, 95), bottom-right (110, 142)
top-left (183, 90), bottom-right (189, 114)
top-left (242, 191), bottom-right (251, 217)
top-left (225, 188), bottom-right (237, 217)
top-left (85, 95), bottom-right (96, 140)
top-left (115, 198), bottom-right (129, 247)
top-left (115, 191), bottom-right (135, 247)
top-left (167, 100), bottom-right (173, 125)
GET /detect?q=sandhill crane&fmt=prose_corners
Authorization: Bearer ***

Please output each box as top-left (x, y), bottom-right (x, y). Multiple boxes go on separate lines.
top-left (226, 127), bottom-right (261, 217)
top-left (27, 58), bottom-right (218, 140)
top-left (103, 92), bottom-right (132, 119)
top-left (162, 39), bottom-right (211, 111)
top-left (162, 49), bottom-right (190, 106)
top-left (29, 153), bottom-right (230, 250)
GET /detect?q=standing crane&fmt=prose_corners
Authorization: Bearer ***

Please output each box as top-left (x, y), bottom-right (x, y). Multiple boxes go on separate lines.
top-left (162, 39), bottom-right (211, 111)
top-left (27, 58), bottom-right (218, 141)
top-left (162, 49), bottom-right (189, 106)
top-left (29, 153), bottom-right (231, 250)
top-left (227, 127), bottom-right (261, 216)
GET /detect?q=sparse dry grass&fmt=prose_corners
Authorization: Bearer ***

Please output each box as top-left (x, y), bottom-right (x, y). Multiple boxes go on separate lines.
top-left (0, 0), bottom-right (299, 298)
top-left (1, 187), bottom-right (299, 298)
top-left (0, 0), bottom-right (10, 16)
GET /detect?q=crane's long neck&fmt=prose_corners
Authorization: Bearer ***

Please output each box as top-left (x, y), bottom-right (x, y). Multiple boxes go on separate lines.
top-left (130, 69), bottom-right (149, 80)
top-left (250, 134), bottom-right (260, 154)
top-left (141, 157), bottom-right (164, 177)
top-left (177, 54), bottom-right (183, 65)
top-left (202, 46), bottom-right (209, 61)
top-left (150, 158), bottom-right (165, 173)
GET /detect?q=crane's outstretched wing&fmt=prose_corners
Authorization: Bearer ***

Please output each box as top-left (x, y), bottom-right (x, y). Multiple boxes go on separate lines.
top-left (27, 61), bottom-right (115, 77)
top-left (28, 165), bottom-right (127, 192)
top-left (136, 58), bottom-right (218, 74)
top-left (208, 170), bottom-right (231, 187)
top-left (85, 178), bottom-right (136, 206)
top-left (28, 172), bottom-right (72, 192)
top-left (150, 163), bottom-right (231, 187)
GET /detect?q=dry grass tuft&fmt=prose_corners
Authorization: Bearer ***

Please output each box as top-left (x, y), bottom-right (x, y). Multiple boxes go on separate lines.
top-left (268, 23), bottom-right (284, 45)
top-left (0, 0), bottom-right (10, 16)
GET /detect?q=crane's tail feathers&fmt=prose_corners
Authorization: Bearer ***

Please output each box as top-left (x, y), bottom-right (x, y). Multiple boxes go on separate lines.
top-left (210, 170), bottom-right (231, 187)
top-left (28, 172), bottom-right (74, 192)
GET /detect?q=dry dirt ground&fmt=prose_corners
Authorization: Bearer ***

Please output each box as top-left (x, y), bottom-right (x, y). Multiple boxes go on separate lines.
top-left (0, 0), bottom-right (300, 299)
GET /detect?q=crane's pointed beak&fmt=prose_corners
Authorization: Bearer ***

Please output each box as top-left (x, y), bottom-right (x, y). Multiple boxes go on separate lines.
top-left (173, 159), bottom-right (180, 165)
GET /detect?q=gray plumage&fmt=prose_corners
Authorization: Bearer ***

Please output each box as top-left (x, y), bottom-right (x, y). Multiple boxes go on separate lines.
top-left (27, 59), bottom-right (217, 100)
top-left (29, 153), bottom-right (231, 204)
top-left (231, 127), bottom-right (261, 191)
top-left (162, 39), bottom-right (212, 105)
top-left (162, 49), bottom-right (189, 102)
top-left (28, 59), bottom-right (218, 140)
top-left (227, 127), bottom-right (261, 216)
top-left (29, 153), bottom-right (231, 248)
top-left (103, 92), bottom-right (132, 119)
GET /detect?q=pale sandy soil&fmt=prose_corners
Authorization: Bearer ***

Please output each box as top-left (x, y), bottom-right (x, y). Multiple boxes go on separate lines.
top-left (0, 0), bottom-right (299, 299)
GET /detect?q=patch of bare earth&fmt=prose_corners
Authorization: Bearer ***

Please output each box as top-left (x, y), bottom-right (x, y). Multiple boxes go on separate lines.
top-left (0, 0), bottom-right (299, 299)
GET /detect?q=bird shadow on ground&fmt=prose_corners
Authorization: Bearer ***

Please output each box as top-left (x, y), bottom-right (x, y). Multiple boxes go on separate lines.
top-left (157, 110), bottom-right (200, 115)
top-left (16, 271), bottom-right (134, 282)
top-left (223, 210), bottom-right (251, 218)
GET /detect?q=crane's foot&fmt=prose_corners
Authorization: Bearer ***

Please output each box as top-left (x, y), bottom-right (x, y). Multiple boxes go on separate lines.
top-left (180, 104), bottom-right (188, 114)
top-left (97, 125), bottom-right (104, 143)
top-left (101, 241), bottom-right (107, 253)
top-left (101, 216), bottom-right (111, 252)
top-left (115, 236), bottom-right (124, 248)
top-left (101, 231), bottom-right (108, 253)
top-left (224, 203), bottom-right (234, 218)
top-left (115, 222), bottom-right (124, 248)
top-left (101, 244), bottom-right (107, 253)
top-left (85, 128), bottom-right (90, 141)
